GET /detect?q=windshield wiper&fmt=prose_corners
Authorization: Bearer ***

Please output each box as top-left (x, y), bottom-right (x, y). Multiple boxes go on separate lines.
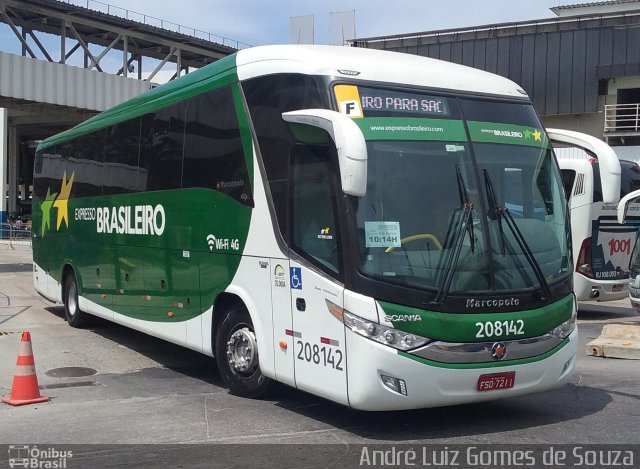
top-left (432, 166), bottom-right (474, 306)
top-left (483, 170), bottom-right (552, 300)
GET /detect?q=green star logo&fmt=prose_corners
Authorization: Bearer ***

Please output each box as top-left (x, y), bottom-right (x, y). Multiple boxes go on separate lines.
top-left (524, 130), bottom-right (533, 140)
top-left (40, 188), bottom-right (58, 237)
top-left (53, 171), bottom-right (74, 230)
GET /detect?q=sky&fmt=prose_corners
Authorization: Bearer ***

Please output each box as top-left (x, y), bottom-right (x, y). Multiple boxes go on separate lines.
top-left (71, 0), bottom-right (571, 47)
top-left (0, 0), bottom-right (589, 80)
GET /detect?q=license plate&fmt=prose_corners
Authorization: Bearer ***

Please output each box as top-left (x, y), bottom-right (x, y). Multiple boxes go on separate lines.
top-left (612, 284), bottom-right (624, 292)
top-left (477, 372), bottom-right (515, 392)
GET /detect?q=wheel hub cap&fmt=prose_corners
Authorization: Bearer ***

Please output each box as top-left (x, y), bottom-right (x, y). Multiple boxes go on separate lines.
top-left (226, 327), bottom-right (258, 375)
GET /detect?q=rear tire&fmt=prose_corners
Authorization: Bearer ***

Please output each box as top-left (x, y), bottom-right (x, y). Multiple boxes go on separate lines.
top-left (215, 305), bottom-right (273, 398)
top-left (64, 272), bottom-right (89, 328)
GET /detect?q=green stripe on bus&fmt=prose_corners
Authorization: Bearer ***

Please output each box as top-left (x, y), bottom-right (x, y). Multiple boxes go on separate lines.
top-left (379, 294), bottom-right (573, 342)
top-left (356, 117), bottom-right (467, 141)
top-left (466, 121), bottom-right (550, 148)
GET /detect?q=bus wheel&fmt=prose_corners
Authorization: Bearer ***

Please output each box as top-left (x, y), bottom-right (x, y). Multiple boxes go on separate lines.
top-left (215, 305), bottom-right (273, 398)
top-left (64, 272), bottom-right (89, 328)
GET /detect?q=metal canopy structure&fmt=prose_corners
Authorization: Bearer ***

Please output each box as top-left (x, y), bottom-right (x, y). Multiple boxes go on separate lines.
top-left (0, 0), bottom-right (244, 219)
top-left (0, 0), bottom-right (239, 82)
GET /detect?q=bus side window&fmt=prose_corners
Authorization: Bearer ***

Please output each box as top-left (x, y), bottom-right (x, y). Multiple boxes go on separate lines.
top-left (620, 160), bottom-right (640, 198)
top-left (290, 145), bottom-right (341, 275)
top-left (104, 119), bottom-right (141, 195)
top-left (139, 103), bottom-right (186, 192)
top-left (75, 130), bottom-right (105, 197)
top-left (560, 169), bottom-right (576, 202)
top-left (592, 162), bottom-right (603, 202)
top-left (182, 86), bottom-right (253, 206)
top-left (243, 74), bottom-right (323, 243)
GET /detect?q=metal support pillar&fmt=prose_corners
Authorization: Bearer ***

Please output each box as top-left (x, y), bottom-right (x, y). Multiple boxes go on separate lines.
top-left (0, 108), bottom-right (6, 222)
top-left (7, 123), bottom-right (17, 215)
top-left (60, 20), bottom-right (66, 64)
top-left (123, 35), bottom-right (128, 78)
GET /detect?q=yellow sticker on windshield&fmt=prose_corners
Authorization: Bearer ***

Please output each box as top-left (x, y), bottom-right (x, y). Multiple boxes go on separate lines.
top-left (334, 85), bottom-right (363, 118)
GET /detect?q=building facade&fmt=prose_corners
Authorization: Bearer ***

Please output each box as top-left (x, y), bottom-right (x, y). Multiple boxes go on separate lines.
top-left (353, 1), bottom-right (640, 160)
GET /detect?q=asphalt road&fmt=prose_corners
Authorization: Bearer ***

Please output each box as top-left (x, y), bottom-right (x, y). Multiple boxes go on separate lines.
top-left (0, 245), bottom-right (638, 467)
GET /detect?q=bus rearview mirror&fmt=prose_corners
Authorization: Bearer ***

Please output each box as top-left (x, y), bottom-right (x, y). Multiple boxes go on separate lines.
top-left (282, 109), bottom-right (367, 197)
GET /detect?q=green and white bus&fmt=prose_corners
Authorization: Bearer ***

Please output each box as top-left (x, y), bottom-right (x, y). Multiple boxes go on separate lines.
top-left (33, 45), bottom-right (576, 411)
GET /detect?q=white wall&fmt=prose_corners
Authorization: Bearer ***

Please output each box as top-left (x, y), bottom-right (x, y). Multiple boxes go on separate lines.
top-left (0, 52), bottom-right (151, 112)
top-left (541, 112), bottom-right (605, 140)
top-left (612, 145), bottom-right (640, 163)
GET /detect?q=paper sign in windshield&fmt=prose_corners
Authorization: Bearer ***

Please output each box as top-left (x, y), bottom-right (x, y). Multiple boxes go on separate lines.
top-left (365, 222), bottom-right (401, 248)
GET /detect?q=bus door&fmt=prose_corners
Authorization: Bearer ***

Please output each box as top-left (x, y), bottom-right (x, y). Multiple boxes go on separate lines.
top-left (287, 144), bottom-right (349, 405)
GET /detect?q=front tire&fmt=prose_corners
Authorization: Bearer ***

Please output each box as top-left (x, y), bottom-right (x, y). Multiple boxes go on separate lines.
top-left (64, 272), bottom-right (89, 328)
top-left (215, 305), bottom-right (273, 398)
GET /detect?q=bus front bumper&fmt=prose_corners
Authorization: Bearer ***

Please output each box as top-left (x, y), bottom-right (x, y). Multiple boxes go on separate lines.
top-left (345, 328), bottom-right (577, 411)
top-left (628, 282), bottom-right (640, 313)
top-left (573, 274), bottom-right (627, 302)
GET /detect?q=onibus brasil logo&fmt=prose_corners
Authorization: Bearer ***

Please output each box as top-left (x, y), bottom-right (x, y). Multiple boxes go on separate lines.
top-left (8, 445), bottom-right (73, 468)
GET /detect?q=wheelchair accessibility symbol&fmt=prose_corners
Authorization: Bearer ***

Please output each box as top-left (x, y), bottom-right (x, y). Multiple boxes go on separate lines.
top-left (290, 267), bottom-right (302, 290)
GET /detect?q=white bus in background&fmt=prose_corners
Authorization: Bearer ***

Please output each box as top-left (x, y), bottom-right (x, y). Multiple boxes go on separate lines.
top-left (617, 188), bottom-right (640, 312)
top-left (551, 129), bottom-right (640, 301)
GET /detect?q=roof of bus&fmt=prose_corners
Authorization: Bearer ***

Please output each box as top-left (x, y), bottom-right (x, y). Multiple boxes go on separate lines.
top-left (39, 45), bottom-right (528, 150)
top-left (236, 45), bottom-right (528, 99)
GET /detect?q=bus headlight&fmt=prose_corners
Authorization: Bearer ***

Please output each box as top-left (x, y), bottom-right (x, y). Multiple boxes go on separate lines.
top-left (550, 306), bottom-right (577, 339)
top-left (343, 311), bottom-right (430, 351)
top-left (325, 300), bottom-right (430, 351)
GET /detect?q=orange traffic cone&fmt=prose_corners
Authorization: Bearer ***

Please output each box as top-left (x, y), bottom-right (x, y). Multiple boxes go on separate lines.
top-left (2, 331), bottom-right (49, 406)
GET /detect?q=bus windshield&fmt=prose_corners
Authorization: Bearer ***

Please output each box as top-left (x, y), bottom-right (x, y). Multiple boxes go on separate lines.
top-left (345, 87), bottom-right (571, 297)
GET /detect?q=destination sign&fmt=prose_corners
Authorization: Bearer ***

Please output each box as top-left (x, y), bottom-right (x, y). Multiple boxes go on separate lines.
top-left (359, 88), bottom-right (450, 117)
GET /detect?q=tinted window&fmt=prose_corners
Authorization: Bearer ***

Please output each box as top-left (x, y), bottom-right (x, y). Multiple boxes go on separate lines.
top-left (243, 74), bottom-right (323, 241)
top-left (34, 146), bottom-right (66, 200)
top-left (592, 162), bottom-right (603, 202)
top-left (104, 119), bottom-right (141, 195)
top-left (620, 160), bottom-right (640, 197)
top-left (57, 141), bottom-right (75, 161)
top-left (182, 87), bottom-right (252, 205)
top-left (74, 130), bottom-right (105, 198)
top-left (139, 103), bottom-right (187, 191)
top-left (560, 169), bottom-right (576, 202)
top-left (35, 87), bottom-right (253, 198)
top-left (290, 145), bottom-right (341, 274)
top-left (461, 99), bottom-right (541, 126)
